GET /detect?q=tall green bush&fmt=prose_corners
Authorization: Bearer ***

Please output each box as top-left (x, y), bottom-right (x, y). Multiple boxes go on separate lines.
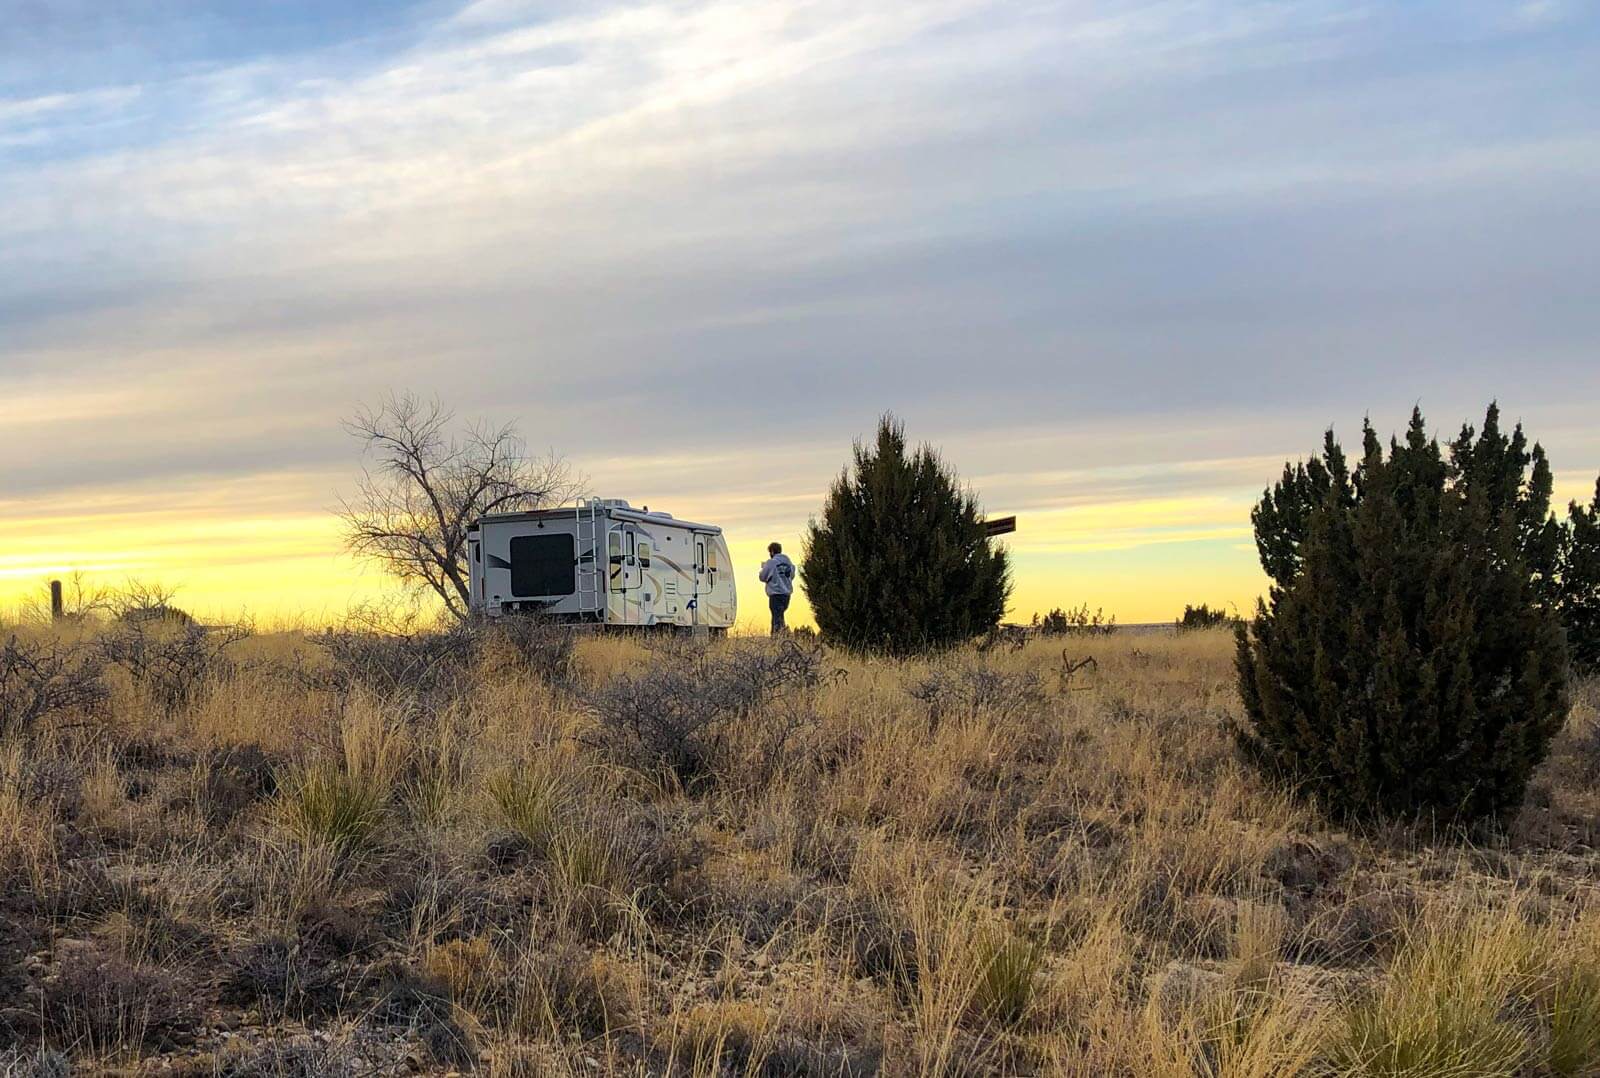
top-left (801, 415), bottom-right (1010, 655)
top-left (1558, 479), bottom-right (1600, 673)
top-left (1235, 405), bottom-right (1569, 822)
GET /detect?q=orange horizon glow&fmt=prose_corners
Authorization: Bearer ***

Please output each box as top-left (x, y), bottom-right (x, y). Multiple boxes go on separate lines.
top-left (5, 465), bottom-right (1594, 632)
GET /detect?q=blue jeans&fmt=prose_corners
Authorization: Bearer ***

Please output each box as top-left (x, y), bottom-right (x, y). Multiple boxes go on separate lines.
top-left (768, 593), bottom-right (791, 634)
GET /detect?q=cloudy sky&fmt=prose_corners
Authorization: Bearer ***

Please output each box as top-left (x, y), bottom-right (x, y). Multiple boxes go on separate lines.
top-left (3, 0), bottom-right (1599, 626)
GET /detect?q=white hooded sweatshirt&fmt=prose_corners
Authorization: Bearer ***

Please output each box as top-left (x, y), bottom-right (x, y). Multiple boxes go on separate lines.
top-left (758, 553), bottom-right (796, 596)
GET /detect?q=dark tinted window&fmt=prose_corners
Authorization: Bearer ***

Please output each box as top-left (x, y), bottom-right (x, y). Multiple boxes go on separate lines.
top-left (510, 534), bottom-right (575, 597)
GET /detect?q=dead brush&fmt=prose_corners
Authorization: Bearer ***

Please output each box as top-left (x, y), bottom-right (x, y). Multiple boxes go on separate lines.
top-left (907, 663), bottom-right (1046, 727)
top-left (97, 619), bottom-right (252, 715)
top-left (477, 616), bottom-right (578, 687)
top-left (0, 633), bottom-right (107, 736)
top-left (507, 940), bottom-right (639, 1043)
top-left (0, 1048), bottom-right (71, 1077)
top-left (312, 619), bottom-right (478, 711)
top-left (41, 942), bottom-right (198, 1055)
top-left (585, 637), bottom-right (826, 792)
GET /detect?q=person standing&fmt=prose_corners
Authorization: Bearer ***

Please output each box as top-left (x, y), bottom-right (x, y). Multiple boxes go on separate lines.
top-left (758, 542), bottom-right (796, 634)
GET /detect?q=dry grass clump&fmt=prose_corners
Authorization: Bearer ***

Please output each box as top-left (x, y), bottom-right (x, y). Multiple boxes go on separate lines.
top-left (276, 706), bottom-right (405, 856)
top-left (0, 619), bottom-right (1596, 1074)
top-left (1334, 901), bottom-right (1600, 1078)
top-left (39, 941), bottom-right (197, 1054)
top-left (485, 756), bottom-right (573, 852)
top-left (0, 741), bottom-right (65, 894)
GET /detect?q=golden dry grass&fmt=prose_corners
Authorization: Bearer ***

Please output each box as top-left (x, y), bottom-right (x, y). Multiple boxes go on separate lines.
top-left (0, 621), bottom-right (1597, 1075)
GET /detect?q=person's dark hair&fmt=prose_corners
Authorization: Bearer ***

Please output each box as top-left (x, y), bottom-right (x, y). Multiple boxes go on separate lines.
top-left (768, 542), bottom-right (782, 555)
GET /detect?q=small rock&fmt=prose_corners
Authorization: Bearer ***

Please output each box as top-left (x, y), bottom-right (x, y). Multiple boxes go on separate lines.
top-left (1151, 960), bottom-right (1225, 1021)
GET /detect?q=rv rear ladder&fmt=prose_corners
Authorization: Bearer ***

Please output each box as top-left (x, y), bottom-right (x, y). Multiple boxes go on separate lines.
top-left (574, 500), bottom-right (603, 619)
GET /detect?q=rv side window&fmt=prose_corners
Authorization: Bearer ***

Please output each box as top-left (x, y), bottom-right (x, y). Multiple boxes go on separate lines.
top-left (472, 541), bottom-right (480, 563)
top-left (696, 540), bottom-right (706, 573)
top-left (638, 541), bottom-right (651, 568)
top-left (609, 532), bottom-right (623, 590)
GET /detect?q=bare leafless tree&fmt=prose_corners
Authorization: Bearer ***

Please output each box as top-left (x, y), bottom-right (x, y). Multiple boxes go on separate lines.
top-left (338, 393), bottom-right (582, 620)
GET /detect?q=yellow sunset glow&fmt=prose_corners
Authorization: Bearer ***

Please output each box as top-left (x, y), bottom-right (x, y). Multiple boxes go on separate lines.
top-left (2, 450), bottom-right (1595, 631)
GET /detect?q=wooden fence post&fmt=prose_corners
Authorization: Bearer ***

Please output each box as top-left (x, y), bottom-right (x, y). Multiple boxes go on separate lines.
top-left (50, 579), bottom-right (64, 621)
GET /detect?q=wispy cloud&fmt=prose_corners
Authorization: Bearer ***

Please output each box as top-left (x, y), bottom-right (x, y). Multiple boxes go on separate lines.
top-left (3, 0), bottom-right (1598, 619)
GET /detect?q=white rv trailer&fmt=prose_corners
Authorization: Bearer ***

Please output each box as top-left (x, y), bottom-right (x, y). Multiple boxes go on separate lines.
top-left (466, 499), bottom-right (736, 630)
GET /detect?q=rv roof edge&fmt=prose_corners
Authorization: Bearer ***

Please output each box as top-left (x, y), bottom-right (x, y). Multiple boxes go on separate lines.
top-left (609, 507), bottom-right (721, 532)
top-left (476, 503), bottom-right (721, 532)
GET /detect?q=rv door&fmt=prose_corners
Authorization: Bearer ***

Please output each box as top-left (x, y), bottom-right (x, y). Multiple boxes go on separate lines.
top-left (693, 536), bottom-right (718, 625)
top-left (610, 530), bottom-right (642, 589)
top-left (625, 530), bottom-right (643, 592)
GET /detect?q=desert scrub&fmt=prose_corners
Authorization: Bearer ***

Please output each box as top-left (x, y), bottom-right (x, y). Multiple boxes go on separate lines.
top-left (907, 662), bottom-right (1046, 726)
top-left (0, 632), bottom-right (107, 736)
top-left (587, 637), bottom-right (824, 791)
top-left (42, 942), bottom-right (197, 1054)
top-left (7, 620), bottom-right (1598, 1074)
top-left (510, 942), bottom-right (639, 1042)
top-left (97, 618), bottom-right (251, 715)
top-left (658, 1000), bottom-right (776, 1074)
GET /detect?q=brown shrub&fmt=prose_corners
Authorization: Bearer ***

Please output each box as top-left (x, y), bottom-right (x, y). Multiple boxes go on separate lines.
top-left (586, 638), bottom-right (824, 791)
top-left (515, 943), bottom-right (636, 1042)
top-left (221, 935), bottom-right (351, 1020)
top-left (41, 943), bottom-right (196, 1051)
top-left (0, 635), bottom-right (107, 736)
